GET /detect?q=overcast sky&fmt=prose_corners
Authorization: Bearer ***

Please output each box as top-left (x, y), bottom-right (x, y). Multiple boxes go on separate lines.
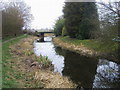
top-left (24, 0), bottom-right (117, 30)
top-left (25, 0), bottom-right (65, 29)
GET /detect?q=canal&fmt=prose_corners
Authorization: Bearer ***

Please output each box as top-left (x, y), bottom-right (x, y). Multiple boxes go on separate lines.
top-left (34, 36), bottom-right (120, 88)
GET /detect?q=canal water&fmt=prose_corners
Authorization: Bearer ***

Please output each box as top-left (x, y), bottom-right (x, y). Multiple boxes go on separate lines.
top-left (34, 36), bottom-right (120, 88)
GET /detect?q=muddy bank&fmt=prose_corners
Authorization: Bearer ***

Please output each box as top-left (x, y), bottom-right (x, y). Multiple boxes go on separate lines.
top-left (10, 36), bottom-right (76, 88)
top-left (53, 37), bottom-right (119, 63)
top-left (53, 37), bottom-right (98, 57)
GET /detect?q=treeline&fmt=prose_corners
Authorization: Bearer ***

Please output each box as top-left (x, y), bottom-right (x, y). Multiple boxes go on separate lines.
top-left (1, 1), bottom-right (32, 39)
top-left (54, 2), bottom-right (119, 41)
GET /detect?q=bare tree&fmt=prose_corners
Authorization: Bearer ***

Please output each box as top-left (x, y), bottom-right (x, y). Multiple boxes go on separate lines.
top-left (95, 1), bottom-right (120, 40)
top-left (2, 0), bottom-right (33, 38)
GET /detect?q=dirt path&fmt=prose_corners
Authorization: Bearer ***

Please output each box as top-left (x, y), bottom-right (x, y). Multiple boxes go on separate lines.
top-left (3, 35), bottom-right (26, 44)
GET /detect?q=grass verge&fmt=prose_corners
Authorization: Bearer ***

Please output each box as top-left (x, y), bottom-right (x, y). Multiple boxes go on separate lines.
top-left (53, 36), bottom-right (119, 62)
top-left (2, 34), bottom-right (28, 88)
top-left (59, 36), bottom-right (118, 53)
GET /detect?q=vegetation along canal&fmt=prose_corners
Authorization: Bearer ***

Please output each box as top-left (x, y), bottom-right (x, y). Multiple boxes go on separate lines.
top-left (34, 36), bottom-right (120, 88)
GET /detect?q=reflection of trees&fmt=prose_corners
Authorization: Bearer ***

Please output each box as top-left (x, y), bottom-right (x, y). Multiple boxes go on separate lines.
top-left (62, 50), bottom-right (98, 88)
top-left (93, 59), bottom-right (120, 88)
top-left (54, 46), bottom-right (66, 56)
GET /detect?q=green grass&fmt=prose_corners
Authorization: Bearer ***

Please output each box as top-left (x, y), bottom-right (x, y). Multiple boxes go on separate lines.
top-left (59, 36), bottom-right (118, 53)
top-left (0, 41), bottom-right (2, 89)
top-left (36, 54), bottom-right (52, 67)
top-left (2, 34), bottom-right (28, 88)
top-left (2, 34), bottom-right (25, 42)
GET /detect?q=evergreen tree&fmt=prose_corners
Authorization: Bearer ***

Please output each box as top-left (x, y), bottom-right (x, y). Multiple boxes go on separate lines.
top-left (63, 2), bottom-right (99, 39)
top-left (78, 2), bottom-right (99, 39)
top-left (63, 2), bottom-right (82, 38)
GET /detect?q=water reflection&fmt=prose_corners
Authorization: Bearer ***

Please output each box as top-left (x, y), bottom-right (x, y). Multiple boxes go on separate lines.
top-left (59, 49), bottom-right (98, 88)
top-left (93, 59), bottom-right (120, 88)
top-left (44, 36), bottom-right (52, 42)
top-left (34, 37), bottom-right (64, 75)
top-left (34, 36), bottom-right (120, 88)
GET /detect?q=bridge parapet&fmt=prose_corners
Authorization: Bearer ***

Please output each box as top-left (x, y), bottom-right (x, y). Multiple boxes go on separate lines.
top-left (37, 29), bottom-right (54, 33)
top-left (38, 31), bottom-right (54, 33)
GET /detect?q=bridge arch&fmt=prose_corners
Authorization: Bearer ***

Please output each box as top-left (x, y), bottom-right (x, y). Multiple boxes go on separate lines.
top-left (37, 31), bottom-right (54, 42)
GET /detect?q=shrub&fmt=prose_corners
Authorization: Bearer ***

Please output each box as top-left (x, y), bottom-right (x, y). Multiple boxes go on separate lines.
top-left (62, 26), bottom-right (67, 36)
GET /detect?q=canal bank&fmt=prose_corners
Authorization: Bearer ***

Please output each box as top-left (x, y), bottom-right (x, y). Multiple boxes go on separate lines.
top-left (34, 36), bottom-right (120, 88)
top-left (5, 35), bottom-right (76, 88)
top-left (53, 36), bottom-right (119, 63)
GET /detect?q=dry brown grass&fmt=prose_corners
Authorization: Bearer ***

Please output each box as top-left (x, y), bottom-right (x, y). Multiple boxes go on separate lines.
top-left (53, 37), bottom-right (98, 57)
top-left (10, 35), bottom-right (76, 88)
top-left (34, 70), bottom-right (76, 88)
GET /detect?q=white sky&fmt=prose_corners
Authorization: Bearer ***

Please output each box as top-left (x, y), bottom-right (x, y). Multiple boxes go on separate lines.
top-left (25, 0), bottom-right (65, 29)
top-left (24, 0), bottom-right (118, 30)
